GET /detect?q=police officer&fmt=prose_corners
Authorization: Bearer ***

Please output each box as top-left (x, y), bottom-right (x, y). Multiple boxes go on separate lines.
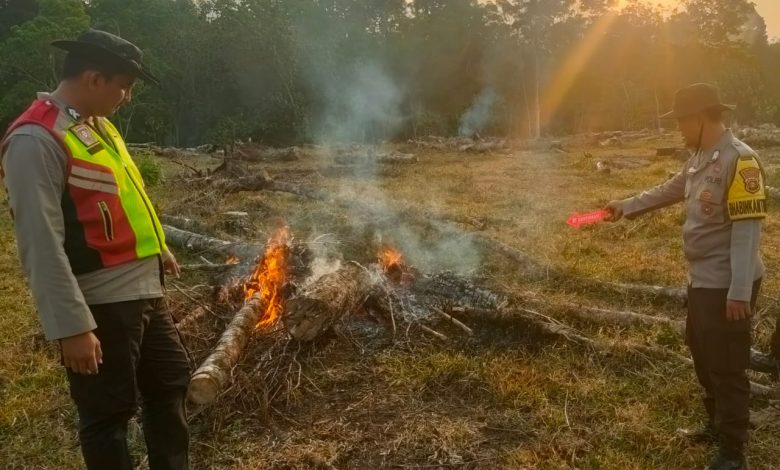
top-left (605, 83), bottom-right (765, 470)
top-left (0, 30), bottom-right (190, 469)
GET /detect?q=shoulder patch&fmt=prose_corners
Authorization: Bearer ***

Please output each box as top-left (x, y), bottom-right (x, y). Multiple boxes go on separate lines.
top-left (70, 124), bottom-right (99, 148)
top-left (727, 154), bottom-right (767, 220)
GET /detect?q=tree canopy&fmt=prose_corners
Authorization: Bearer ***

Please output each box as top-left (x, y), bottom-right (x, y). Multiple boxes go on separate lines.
top-left (1, 0), bottom-right (777, 145)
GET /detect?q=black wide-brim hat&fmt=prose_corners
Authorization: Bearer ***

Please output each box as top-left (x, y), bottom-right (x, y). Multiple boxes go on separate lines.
top-left (51, 29), bottom-right (159, 86)
top-left (660, 83), bottom-right (735, 119)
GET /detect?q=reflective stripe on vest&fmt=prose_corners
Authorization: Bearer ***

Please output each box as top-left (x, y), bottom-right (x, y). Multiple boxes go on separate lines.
top-left (2, 100), bottom-right (166, 273)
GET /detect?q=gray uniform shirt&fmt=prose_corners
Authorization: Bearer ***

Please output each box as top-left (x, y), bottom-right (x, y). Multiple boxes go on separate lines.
top-left (1, 93), bottom-right (163, 341)
top-left (623, 129), bottom-right (764, 301)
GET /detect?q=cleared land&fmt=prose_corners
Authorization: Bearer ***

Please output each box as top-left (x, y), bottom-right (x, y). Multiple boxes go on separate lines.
top-left (2, 133), bottom-right (779, 469)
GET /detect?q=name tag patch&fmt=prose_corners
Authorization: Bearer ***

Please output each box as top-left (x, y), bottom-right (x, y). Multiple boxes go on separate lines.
top-left (71, 124), bottom-right (98, 148)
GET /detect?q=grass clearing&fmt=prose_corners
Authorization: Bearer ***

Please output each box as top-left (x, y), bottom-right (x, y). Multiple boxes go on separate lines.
top-left (2, 135), bottom-right (779, 468)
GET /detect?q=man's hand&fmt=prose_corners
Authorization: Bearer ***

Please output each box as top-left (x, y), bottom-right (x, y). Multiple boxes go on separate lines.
top-left (726, 300), bottom-right (752, 321)
top-left (162, 249), bottom-right (181, 278)
top-left (61, 331), bottom-right (102, 375)
top-left (604, 200), bottom-right (624, 222)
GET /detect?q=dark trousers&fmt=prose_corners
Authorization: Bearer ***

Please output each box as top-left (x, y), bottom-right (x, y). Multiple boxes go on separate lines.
top-left (66, 298), bottom-right (191, 470)
top-left (686, 279), bottom-right (761, 455)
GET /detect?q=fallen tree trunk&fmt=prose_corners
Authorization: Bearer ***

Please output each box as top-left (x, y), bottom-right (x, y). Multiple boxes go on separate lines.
top-left (334, 152), bottom-right (418, 166)
top-left (160, 214), bottom-right (209, 233)
top-left (553, 302), bottom-right (685, 334)
top-left (236, 146), bottom-right (301, 162)
top-left (163, 225), bottom-right (263, 262)
top-left (284, 262), bottom-right (374, 341)
top-left (600, 281), bottom-right (687, 302)
top-left (188, 295), bottom-right (265, 405)
top-left (176, 306), bottom-right (210, 335)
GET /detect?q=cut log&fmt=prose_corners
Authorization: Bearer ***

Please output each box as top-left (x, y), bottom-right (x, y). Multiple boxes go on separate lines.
top-left (236, 146), bottom-right (301, 162)
top-left (334, 151), bottom-right (418, 166)
top-left (188, 295), bottom-right (265, 405)
top-left (163, 225), bottom-right (263, 262)
top-left (603, 282), bottom-right (687, 302)
top-left (160, 214), bottom-right (209, 233)
top-left (211, 174), bottom-right (274, 192)
top-left (553, 302), bottom-right (685, 334)
top-left (176, 306), bottom-right (210, 335)
top-left (284, 262), bottom-right (374, 341)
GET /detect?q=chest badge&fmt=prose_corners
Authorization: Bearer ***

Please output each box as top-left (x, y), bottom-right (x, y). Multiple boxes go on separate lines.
top-left (712, 162), bottom-right (722, 174)
top-left (739, 167), bottom-right (761, 194)
top-left (71, 124), bottom-right (98, 148)
top-left (700, 190), bottom-right (713, 202)
top-left (701, 203), bottom-right (714, 216)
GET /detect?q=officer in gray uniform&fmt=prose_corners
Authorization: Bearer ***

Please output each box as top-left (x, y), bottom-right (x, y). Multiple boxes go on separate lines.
top-left (605, 83), bottom-right (766, 470)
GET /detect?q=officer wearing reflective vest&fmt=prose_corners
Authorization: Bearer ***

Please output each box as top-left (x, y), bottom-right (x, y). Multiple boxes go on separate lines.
top-left (0, 30), bottom-right (190, 470)
top-left (604, 83), bottom-right (766, 470)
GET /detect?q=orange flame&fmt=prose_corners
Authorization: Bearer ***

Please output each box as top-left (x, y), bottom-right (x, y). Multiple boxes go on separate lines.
top-left (378, 245), bottom-right (404, 272)
top-left (244, 226), bottom-right (291, 329)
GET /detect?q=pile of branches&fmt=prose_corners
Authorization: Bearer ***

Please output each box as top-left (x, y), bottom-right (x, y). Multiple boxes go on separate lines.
top-left (163, 221), bottom-right (778, 415)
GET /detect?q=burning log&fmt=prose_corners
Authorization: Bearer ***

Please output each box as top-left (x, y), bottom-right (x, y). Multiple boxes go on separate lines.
top-left (163, 225), bottom-right (263, 262)
top-left (284, 262), bottom-right (374, 341)
top-left (188, 295), bottom-right (265, 405)
top-left (188, 226), bottom-right (290, 405)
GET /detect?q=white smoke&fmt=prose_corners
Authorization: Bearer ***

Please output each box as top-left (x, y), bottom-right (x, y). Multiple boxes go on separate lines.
top-left (295, 31), bottom-right (481, 275)
top-left (315, 61), bottom-right (404, 144)
top-left (301, 233), bottom-right (343, 288)
top-left (459, 88), bottom-right (497, 138)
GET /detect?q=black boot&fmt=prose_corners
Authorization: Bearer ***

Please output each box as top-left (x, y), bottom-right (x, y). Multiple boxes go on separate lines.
top-left (677, 423), bottom-right (718, 444)
top-left (708, 449), bottom-right (748, 470)
top-left (749, 349), bottom-right (779, 378)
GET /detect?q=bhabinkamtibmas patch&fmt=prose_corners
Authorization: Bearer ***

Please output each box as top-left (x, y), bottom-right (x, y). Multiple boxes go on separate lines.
top-left (728, 155), bottom-right (767, 220)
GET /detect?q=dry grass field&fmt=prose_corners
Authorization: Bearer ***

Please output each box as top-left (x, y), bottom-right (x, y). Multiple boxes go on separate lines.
top-left (2, 132), bottom-right (779, 469)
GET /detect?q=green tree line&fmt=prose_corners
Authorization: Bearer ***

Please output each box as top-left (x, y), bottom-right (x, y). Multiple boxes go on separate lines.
top-left (1, 0), bottom-right (779, 146)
